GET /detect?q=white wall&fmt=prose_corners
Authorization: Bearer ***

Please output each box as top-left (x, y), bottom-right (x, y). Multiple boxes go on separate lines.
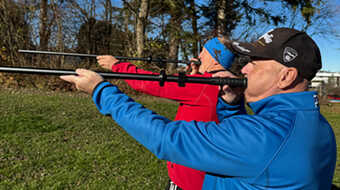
top-left (311, 71), bottom-right (340, 88)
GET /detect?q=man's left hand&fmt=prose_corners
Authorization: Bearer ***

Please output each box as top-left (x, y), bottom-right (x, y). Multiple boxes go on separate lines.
top-left (60, 69), bottom-right (104, 94)
top-left (212, 71), bottom-right (244, 104)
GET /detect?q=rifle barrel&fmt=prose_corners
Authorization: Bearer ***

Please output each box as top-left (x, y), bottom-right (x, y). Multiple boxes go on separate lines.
top-left (18, 49), bottom-right (98, 58)
top-left (0, 66), bottom-right (247, 87)
top-left (18, 50), bottom-right (198, 65)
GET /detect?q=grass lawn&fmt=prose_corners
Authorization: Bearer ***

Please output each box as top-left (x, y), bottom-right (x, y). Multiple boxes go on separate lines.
top-left (0, 88), bottom-right (340, 189)
top-left (321, 103), bottom-right (340, 186)
top-left (0, 89), bottom-right (177, 189)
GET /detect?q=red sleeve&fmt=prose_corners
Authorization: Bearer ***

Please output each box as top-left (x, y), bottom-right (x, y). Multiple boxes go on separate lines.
top-left (111, 62), bottom-right (219, 103)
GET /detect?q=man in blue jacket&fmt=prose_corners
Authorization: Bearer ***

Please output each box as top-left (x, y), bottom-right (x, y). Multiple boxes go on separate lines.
top-left (60, 28), bottom-right (336, 189)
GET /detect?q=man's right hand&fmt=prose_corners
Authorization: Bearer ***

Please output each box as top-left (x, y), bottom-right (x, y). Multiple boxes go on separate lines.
top-left (97, 55), bottom-right (119, 70)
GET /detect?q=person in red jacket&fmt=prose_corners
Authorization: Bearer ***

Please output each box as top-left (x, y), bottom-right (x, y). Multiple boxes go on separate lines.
top-left (96, 37), bottom-right (235, 190)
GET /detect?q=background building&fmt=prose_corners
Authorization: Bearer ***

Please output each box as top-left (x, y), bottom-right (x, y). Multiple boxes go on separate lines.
top-left (310, 71), bottom-right (340, 97)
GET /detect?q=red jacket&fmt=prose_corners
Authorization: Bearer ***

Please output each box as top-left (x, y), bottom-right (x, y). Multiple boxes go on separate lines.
top-left (112, 62), bottom-right (220, 190)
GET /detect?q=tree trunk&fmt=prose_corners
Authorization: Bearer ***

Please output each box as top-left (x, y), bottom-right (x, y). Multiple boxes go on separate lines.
top-left (136, 0), bottom-right (149, 58)
top-left (56, 22), bottom-right (64, 67)
top-left (189, 0), bottom-right (199, 57)
top-left (168, 16), bottom-right (181, 72)
top-left (51, 0), bottom-right (64, 68)
top-left (39, 0), bottom-right (49, 50)
top-left (123, 2), bottom-right (133, 56)
top-left (167, 1), bottom-right (184, 72)
top-left (0, 1), bottom-right (14, 65)
top-left (104, 0), bottom-right (112, 22)
top-left (217, 0), bottom-right (227, 35)
top-left (90, 0), bottom-right (96, 18)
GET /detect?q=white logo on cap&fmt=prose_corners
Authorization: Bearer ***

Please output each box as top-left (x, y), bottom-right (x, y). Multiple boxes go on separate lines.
top-left (259, 29), bottom-right (274, 44)
top-left (283, 47), bottom-right (298, 63)
top-left (232, 42), bottom-right (250, 53)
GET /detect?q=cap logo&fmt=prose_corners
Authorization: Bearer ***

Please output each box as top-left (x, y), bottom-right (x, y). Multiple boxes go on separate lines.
top-left (259, 29), bottom-right (274, 44)
top-left (232, 42), bottom-right (250, 53)
top-left (283, 47), bottom-right (298, 63)
top-left (260, 33), bottom-right (273, 44)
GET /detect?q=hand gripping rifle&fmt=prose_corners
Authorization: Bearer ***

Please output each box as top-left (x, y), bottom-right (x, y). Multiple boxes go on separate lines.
top-left (0, 50), bottom-right (247, 88)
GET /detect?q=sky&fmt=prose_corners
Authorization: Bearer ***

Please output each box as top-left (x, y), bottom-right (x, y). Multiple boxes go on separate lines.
top-left (311, 0), bottom-right (340, 72)
top-left (289, 1), bottom-right (340, 73)
top-left (195, 0), bottom-right (340, 72)
top-left (111, 0), bottom-right (340, 72)
top-left (301, 0), bottom-right (340, 72)
top-left (314, 34), bottom-right (340, 72)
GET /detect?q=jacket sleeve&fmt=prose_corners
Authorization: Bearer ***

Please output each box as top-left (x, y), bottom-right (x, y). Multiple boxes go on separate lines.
top-left (112, 62), bottom-right (219, 103)
top-left (92, 82), bottom-right (285, 179)
top-left (216, 97), bottom-right (247, 122)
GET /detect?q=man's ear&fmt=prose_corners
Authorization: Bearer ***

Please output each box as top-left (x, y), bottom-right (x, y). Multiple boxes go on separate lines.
top-left (277, 67), bottom-right (299, 89)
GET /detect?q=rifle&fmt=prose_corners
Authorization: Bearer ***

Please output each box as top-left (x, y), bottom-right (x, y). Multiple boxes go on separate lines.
top-left (0, 50), bottom-right (247, 87)
top-left (18, 50), bottom-right (201, 65)
top-left (0, 66), bottom-right (247, 87)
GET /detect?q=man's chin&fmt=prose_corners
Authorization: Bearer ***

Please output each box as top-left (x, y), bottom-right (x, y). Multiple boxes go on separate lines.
top-left (244, 91), bottom-right (255, 103)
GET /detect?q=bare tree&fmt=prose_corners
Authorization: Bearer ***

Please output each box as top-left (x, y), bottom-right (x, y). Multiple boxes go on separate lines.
top-left (167, 0), bottom-right (185, 72)
top-left (0, 0), bottom-right (31, 66)
top-left (216, 0), bottom-right (227, 35)
top-left (39, 0), bottom-right (49, 50)
top-left (50, 0), bottom-right (65, 67)
top-left (201, 0), bottom-right (240, 36)
top-left (231, 0), bottom-right (339, 41)
top-left (103, 0), bottom-right (113, 22)
top-left (189, 0), bottom-right (199, 57)
top-left (123, 2), bottom-right (134, 56)
top-left (136, 0), bottom-right (149, 58)
top-left (121, 0), bottom-right (150, 58)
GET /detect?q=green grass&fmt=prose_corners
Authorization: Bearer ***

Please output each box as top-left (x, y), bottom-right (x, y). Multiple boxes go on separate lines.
top-left (0, 89), bottom-right (178, 189)
top-left (321, 104), bottom-right (340, 186)
top-left (0, 88), bottom-right (340, 189)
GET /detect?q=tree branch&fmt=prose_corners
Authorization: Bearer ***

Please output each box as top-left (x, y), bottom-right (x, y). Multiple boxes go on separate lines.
top-left (122, 0), bottom-right (138, 16)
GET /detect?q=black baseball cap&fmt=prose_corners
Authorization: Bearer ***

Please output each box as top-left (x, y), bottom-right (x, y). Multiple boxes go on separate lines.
top-left (231, 28), bottom-right (322, 80)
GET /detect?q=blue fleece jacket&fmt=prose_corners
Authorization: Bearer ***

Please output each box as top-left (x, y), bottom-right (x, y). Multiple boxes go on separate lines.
top-left (92, 82), bottom-right (336, 190)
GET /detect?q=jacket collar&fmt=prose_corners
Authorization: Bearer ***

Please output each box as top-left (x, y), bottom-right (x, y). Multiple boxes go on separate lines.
top-left (248, 91), bottom-right (319, 115)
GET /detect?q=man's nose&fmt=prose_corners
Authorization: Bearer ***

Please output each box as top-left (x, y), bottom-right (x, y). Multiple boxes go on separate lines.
top-left (241, 63), bottom-right (250, 74)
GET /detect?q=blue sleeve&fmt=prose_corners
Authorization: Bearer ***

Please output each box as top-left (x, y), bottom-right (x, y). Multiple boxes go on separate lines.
top-left (216, 97), bottom-right (247, 122)
top-left (92, 82), bottom-right (284, 178)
